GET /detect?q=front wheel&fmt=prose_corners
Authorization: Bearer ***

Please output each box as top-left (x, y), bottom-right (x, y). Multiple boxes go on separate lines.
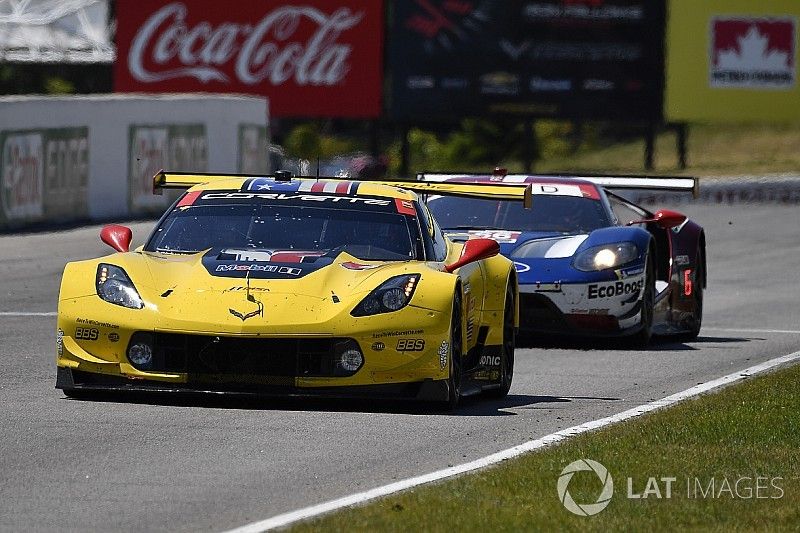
top-left (486, 285), bottom-right (515, 399)
top-left (444, 292), bottom-right (463, 410)
top-left (625, 252), bottom-right (655, 348)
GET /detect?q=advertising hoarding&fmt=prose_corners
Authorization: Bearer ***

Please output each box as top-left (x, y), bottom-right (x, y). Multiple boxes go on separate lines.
top-left (115, 1), bottom-right (384, 118)
top-left (666, 0), bottom-right (800, 122)
top-left (129, 124), bottom-right (206, 212)
top-left (389, 0), bottom-right (666, 121)
top-left (1, 128), bottom-right (89, 226)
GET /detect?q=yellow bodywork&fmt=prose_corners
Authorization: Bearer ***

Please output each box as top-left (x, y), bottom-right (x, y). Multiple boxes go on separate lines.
top-left (57, 175), bottom-right (520, 399)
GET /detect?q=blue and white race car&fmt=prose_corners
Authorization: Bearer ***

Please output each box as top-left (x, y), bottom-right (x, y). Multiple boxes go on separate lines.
top-left (421, 172), bottom-right (706, 346)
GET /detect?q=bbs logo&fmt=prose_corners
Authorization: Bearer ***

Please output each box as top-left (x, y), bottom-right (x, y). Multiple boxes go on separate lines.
top-left (75, 327), bottom-right (99, 341)
top-left (396, 339), bottom-right (425, 352)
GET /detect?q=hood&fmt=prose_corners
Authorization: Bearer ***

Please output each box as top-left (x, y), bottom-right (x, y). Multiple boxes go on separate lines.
top-left (114, 250), bottom-right (407, 330)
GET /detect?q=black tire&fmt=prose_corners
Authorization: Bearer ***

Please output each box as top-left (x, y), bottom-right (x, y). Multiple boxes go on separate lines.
top-left (486, 285), bottom-right (515, 399)
top-left (445, 292), bottom-right (463, 410)
top-left (680, 247), bottom-right (704, 341)
top-left (626, 251), bottom-right (655, 348)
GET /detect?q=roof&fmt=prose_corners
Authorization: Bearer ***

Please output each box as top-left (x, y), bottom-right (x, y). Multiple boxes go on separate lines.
top-left (186, 177), bottom-right (419, 201)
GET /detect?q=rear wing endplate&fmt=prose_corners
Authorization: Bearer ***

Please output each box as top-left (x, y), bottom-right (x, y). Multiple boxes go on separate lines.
top-left (417, 172), bottom-right (699, 199)
top-left (153, 171), bottom-right (533, 208)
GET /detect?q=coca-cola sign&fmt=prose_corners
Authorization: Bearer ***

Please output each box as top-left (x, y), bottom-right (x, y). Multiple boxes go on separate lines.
top-left (115, 1), bottom-right (384, 118)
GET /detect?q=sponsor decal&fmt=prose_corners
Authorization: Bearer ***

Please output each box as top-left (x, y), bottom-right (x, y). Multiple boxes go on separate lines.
top-left (115, 1), bottom-right (384, 118)
top-left (56, 328), bottom-right (63, 356)
top-left (224, 286), bottom-right (270, 293)
top-left (75, 327), bottom-right (99, 341)
top-left (394, 198), bottom-right (417, 216)
top-left (710, 18), bottom-right (796, 89)
top-left (479, 355), bottom-right (501, 367)
top-left (674, 255), bottom-right (690, 266)
top-left (467, 230), bottom-right (521, 244)
top-left (570, 308), bottom-right (610, 315)
top-left (372, 329), bottom-right (423, 339)
top-left (441, 77), bottom-right (468, 90)
top-left (108, 332), bottom-right (120, 343)
top-left (395, 339), bottom-right (425, 352)
top-left (588, 279), bottom-right (644, 299)
top-left (438, 340), bottom-right (448, 370)
top-left (371, 341), bottom-right (385, 352)
top-left (201, 192), bottom-right (391, 206)
top-left (216, 264), bottom-right (302, 275)
top-left (342, 261), bottom-right (380, 271)
top-left (76, 318), bottom-right (119, 329)
top-left (514, 262), bottom-right (531, 273)
top-left (617, 265), bottom-right (645, 279)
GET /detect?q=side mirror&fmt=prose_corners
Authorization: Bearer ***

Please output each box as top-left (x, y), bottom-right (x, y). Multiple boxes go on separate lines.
top-left (101, 224), bottom-right (133, 252)
top-left (445, 238), bottom-right (500, 273)
top-left (628, 209), bottom-right (687, 230)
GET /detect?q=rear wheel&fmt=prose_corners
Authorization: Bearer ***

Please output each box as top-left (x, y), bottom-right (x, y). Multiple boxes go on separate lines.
top-left (486, 285), bottom-right (515, 399)
top-left (445, 292), bottom-right (463, 410)
top-left (680, 247), bottom-right (704, 341)
top-left (626, 251), bottom-right (655, 348)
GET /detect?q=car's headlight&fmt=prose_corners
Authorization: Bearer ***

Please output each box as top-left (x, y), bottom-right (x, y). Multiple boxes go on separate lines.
top-left (351, 274), bottom-right (419, 317)
top-left (573, 243), bottom-right (639, 272)
top-left (96, 264), bottom-right (144, 309)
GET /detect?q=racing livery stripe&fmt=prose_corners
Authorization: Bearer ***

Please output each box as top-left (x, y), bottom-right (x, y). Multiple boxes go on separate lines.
top-left (177, 190), bottom-right (202, 207)
top-left (311, 182), bottom-right (326, 193)
top-left (297, 181), bottom-right (315, 192)
top-left (335, 181), bottom-right (352, 194)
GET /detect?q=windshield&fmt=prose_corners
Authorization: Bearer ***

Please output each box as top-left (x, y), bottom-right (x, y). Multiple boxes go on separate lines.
top-left (427, 195), bottom-right (612, 234)
top-left (145, 195), bottom-right (419, 261)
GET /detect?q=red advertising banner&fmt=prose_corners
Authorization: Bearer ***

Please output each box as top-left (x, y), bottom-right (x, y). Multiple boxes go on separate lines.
top-left (114, 1), bottom-right (384, 118)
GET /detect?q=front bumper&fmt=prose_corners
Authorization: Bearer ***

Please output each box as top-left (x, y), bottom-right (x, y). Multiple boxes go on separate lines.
top-left (56, 367), bottom-right (452, 401)
top-left (56, 300), bottom-right (452, 398)
top-left (519, 277), bottom-right (644, 336)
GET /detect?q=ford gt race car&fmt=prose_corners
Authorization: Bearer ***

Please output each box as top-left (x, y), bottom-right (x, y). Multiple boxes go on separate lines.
top-left (421, 171), bottom-right (706, 346)
top-left (55, 171), bottom-right (529, 408)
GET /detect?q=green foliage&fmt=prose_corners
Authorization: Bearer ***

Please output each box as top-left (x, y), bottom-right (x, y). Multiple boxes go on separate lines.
top-left (284, 123), bottom-right (361, 160)
top-left (44, 77), bottom-right (75, 94)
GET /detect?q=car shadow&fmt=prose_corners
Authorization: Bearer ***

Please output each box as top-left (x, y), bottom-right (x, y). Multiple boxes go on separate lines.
top-left (516, 334), bottom-right (758, 352)
top-left (59, 390), bottom-right (613, 416)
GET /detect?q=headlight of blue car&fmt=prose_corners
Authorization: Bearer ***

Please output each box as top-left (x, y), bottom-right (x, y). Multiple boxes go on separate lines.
top-left (573, 243), bottom-right (639, 272)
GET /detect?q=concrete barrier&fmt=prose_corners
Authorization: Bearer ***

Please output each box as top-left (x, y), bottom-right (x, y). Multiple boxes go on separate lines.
top-left (0, 94), bottom-right (269, 230)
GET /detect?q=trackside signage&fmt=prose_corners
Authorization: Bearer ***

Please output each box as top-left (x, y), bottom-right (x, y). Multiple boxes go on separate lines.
top-left (128, 124), bottom-right (206, 213)
top-left (114, 1), bottom-right (384, 118)
top-left (0, 128), bottom-right (89, 228)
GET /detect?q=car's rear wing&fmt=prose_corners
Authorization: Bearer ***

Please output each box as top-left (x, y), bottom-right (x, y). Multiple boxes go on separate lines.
top-left (153, 171), bottom-right (533, 208)
top-left (416, 172), bottom-right (699, 199)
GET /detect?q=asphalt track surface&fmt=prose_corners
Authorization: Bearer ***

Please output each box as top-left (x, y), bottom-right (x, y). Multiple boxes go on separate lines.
top-left (1, 202), bottom-right (799, 532)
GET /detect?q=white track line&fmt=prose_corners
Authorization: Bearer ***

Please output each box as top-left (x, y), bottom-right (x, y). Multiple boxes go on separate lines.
top-left (224, 349), bottom-right (800, 533)
top-left (0, 312), bottom-right (56, 317)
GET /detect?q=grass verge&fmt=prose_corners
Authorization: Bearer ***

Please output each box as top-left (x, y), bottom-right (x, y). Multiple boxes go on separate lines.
top-left (537, 123), bottom-right (800, 177)
top-left (293, 362), bottom-right (800, 532)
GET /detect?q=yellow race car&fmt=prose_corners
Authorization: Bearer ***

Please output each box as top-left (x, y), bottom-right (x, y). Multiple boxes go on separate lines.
top-left (56, 171), bottom-right (530, 407)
